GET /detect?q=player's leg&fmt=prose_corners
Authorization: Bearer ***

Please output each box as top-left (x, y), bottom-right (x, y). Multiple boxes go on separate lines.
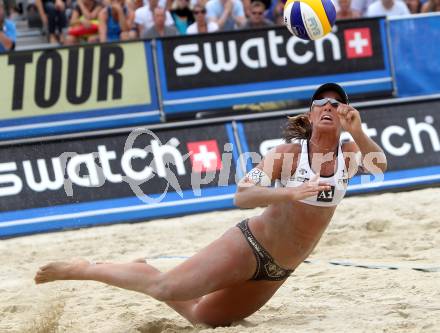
top-left (131, 258), bottom-right (204, 325)
top-left (130, 259), bottom-right (285, 326)
top-left (192, 280), bottom-right (284, 327)
top-left (35, 226), bottom-right (257, 302)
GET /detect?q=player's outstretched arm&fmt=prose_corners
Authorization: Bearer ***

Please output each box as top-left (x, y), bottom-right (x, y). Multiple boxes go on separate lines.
top-left (234, 146), bottom-right (330, 208)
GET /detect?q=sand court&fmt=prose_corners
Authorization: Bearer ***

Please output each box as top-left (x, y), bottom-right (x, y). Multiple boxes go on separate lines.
top-left (1, 188), bottom-right (439, 333)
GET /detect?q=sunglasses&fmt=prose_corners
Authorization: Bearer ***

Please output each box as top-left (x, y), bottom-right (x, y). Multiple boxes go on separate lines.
top-left (312, 98), bottom-right (341, 107)
top-left (193, 9), bottom-right (206, 14)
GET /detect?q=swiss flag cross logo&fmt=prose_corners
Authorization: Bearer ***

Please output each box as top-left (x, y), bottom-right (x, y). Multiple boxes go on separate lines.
top-left (187, 140), bottom-right (222, 172)
top-left (344, 28), bottom-right (373, 59)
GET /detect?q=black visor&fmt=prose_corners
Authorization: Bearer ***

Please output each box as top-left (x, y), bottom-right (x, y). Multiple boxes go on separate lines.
top-left (311, 83), bottom-right (349, 105)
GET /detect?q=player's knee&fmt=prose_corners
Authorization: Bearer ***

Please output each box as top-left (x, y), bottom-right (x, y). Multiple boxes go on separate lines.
top-left (150, 275), bottom-right (186, 302)
top-left (192, 303), bottom-right (233, 327)
top-left (198, 317), bottom-right (232, 328)
top-left (149, 277), bottom-right (171, 301)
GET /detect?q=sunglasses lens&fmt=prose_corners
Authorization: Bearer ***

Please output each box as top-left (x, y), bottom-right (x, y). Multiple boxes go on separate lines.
top-left (330, 99), bottom-right (340, 106)
top-left (313, 98), bottom-right (340, 107)
top-left (313, 99), bottom-right (327, 106)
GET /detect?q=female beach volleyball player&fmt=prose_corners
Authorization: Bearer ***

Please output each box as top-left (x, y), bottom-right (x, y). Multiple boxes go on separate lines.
top-left (35, 83), bottom-right (387, 327)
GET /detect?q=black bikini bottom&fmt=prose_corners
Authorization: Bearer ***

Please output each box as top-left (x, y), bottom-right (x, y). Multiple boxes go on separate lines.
top-left (237, 219), bottom-right (294, 281)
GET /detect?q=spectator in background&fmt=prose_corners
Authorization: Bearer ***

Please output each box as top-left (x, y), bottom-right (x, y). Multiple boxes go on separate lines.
top-left (0, 2), bottom-right (15, 52)
top-left (3, 0), bottom-right (22, 20)
top-left (242, 0), bottom-right (272, 17)
top-left (170, 0), bottom-right (194, 34)
top-left (406, 0), bottom-right (421, 13)
top-left (243, 1), bottom-right (273, 28)
top-left (132, 0), bottom-right (144, 11)
top-left (143, 6), bottom-right (177, 37)
top-left (35, 0), bottom-right (67, 44)
top-left (126, 0), bottom-right (143, 38)
top-left (186, 3), bottom-right (218, 33)
top-left (135, 0), bottom-right (174, 36)
top-left (65, 0), bottom-right (102, 44)
top-left (266, 0), bottom-right (284, 26)
top-left (98, 0), bottom-right (134, 42)
top-left (350, 0), bottom-right (375, 16)
top-left (206, 0), bottom-right (246, 31)
top-left (366, 0), bottom-right (410, 16)
top-left (421, 0), bottom-right (440, 12)
top-left (336, 0), bottom-right (360, 19)
top-left (189, 0), bottom-right (207, 6)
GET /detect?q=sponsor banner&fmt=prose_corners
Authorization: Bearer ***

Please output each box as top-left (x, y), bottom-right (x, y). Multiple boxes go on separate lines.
top-left (237, 98), bottom-right (440, 193)
top-left (157, 18), bottom-right (393, 114)
top-left (389, 13), bottom-right (440, 97)
top-left (0, 41), bottom-right (160, 140)
top-left (0, 123), bottom-right (240, 237)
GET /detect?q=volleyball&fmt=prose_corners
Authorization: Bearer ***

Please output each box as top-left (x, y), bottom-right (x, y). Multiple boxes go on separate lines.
top-left (283, 0), bottom-right (337, 40)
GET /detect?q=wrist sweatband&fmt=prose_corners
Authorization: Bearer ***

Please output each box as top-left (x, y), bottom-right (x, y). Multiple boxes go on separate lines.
top-left (245, 168), bottom-right (272, 187)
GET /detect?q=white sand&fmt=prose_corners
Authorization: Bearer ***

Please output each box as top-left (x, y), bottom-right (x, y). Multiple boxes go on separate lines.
top-left (1, 188), bottom-right (440, 333)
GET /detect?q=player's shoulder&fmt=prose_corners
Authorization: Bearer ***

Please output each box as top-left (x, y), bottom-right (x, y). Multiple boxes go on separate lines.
top-left (271, 142), bottom-right (302, 155)
top-left (260, 143), bottom-right (300, 180)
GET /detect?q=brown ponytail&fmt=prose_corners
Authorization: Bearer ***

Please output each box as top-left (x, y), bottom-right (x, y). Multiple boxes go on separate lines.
top-left (282, 114), bottom-right (312, 143)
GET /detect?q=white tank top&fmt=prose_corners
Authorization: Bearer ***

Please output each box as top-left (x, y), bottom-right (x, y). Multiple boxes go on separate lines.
top-left (275, 140), bottom-right (349, 207)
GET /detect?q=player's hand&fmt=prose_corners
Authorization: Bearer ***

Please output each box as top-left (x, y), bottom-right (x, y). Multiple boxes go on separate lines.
top-left (285, 174), bottom-right (331, 201)
top-left (337, 104), bottom-right (362, 136)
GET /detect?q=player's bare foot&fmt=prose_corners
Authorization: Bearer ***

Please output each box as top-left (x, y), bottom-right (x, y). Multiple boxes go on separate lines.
top-left (34, 259), bottom-right (91, 284)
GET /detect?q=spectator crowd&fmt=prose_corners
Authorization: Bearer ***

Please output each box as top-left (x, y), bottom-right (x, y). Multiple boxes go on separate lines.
top-left (1, 0), bottom-right (440, 51)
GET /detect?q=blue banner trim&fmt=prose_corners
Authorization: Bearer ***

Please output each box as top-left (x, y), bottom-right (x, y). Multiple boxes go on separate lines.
top-left (379, 18), bottom-right (392, 78)
top-left (156, 40), bottom-right (170, 102)
top-left (163, 78), bottom-right (392, 113)
top-left (164, 84), bottom-right (392, 113)
top-left (0, 185), bottom-right (237, 237)
top-left (225, 123), bottom-right (242, 179)
top-left (235, 122), bottom-right (253, 172)
top-left (143, 41), bottom-right (160, 109)
top-left (0, 104), bottom-right (159, 127)
top-left (161, 71), bottom-right (392, 101)
top-left (348, 165), bottom-right (440, 194)
top-left (0, 112), bottom-right (161, 140)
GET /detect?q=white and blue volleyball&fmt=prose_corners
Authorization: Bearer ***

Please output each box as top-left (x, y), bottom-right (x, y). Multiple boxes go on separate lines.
top-left (284, 0), bottom-right (336, 40)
